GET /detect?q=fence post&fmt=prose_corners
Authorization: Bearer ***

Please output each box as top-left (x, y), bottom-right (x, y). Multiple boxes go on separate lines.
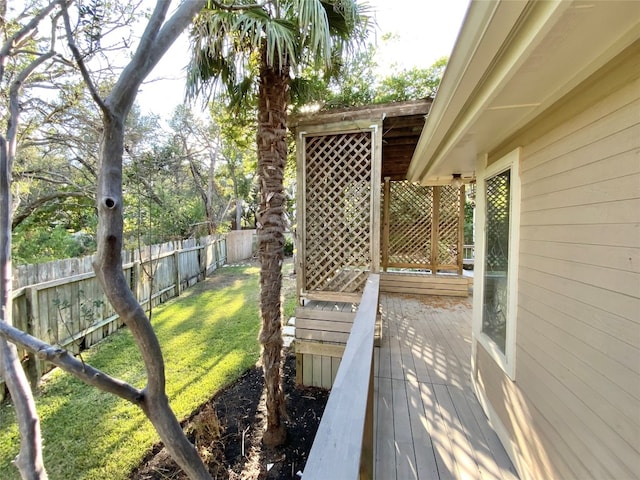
top-left (24, 286), bottom-right (42, 387)
top-left (174, 249), bottom-right (181, 296)
top-left (133, 259), bottom-right (142, 303)
top-left (200, 238), bottom-right (208, 279)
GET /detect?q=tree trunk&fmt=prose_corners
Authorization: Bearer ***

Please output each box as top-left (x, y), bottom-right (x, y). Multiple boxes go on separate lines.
top-left (1, 140), bottom-right (47, 478)
top-left (0, 2), bottom-right (211, 478)
top-left (93, 113), bottom-right (211, 479)
top-left (256, 46), bottom-right (289, 447)
top-left (0, 11), bottom-right (54, 472)
top-left (65, 1), bottom-right (211, 475)
top-left (235, 197), bottom-right (243, 230)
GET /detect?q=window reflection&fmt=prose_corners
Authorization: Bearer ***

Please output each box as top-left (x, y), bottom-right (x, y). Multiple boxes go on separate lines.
top-left (482, 169), bottom-right (511, 353)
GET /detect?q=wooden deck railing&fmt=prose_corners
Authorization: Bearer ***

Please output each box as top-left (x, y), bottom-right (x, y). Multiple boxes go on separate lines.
top-left (303, 273), bottom-right (380, 480)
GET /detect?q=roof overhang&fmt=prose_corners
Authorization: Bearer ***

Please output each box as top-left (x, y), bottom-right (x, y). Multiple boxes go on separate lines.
top-left (408, 0), bottom-right (640, 185)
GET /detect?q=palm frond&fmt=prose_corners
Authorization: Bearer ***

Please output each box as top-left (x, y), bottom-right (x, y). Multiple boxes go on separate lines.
top-left (187, 8), bottom-right (255, 101)
top-left (294, 0), bottom-right (331, 66)
top-left (264, 17), bottom-right (298, 70)
top-left (237, 8), bottom-right (298, 70)
top-left (186, 0), bottom-right (373, 106)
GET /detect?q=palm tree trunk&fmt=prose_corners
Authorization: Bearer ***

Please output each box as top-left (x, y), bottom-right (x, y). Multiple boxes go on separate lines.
top-left (256, 45), bottom-right (288, 447)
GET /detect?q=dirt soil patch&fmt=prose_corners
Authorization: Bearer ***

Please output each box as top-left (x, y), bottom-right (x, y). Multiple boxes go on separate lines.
top-left (130, 352), bottom-right (329, 480)
top-left (130, 262), bottom-right (329, 480)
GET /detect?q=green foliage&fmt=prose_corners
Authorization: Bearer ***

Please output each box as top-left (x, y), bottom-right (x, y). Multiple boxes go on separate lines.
top-left (464, 200), bottom-right (475, 245)
top-left (0, 265), bottom-right (265, 480)
top-left (12, 222), bottom-right (96, 265)
top-left (318, 44), bottom-right (378, 109)
top-left (375, 57), bottom-right (448, 103)
top-left (283, 236), bottom-right (294, 257)
top-left (319, 49), bottom-right (449, 109)
top-left (187, 0), bottom-right (371, 110)
top-left (209, 100), bottom-right (258, 230)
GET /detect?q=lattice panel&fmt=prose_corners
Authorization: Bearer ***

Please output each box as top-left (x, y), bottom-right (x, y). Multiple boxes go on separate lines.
top-left (385, 181), bottom-right (432, 266)
top-left (485, 170), bottom-right (511, 271)
top-left (382, 182), bottom-right (463, 271)
top-left (303, 132), bottom-right (373, 293)
top-left (437, 185), bottom-right (462, 265)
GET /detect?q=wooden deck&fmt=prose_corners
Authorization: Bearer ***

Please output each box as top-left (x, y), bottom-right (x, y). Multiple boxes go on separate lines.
top-left (374, 293), bottom-right (519, 480)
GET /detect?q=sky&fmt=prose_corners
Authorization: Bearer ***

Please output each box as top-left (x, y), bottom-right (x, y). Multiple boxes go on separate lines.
top-left (136, 0), bottom-right (470, 119)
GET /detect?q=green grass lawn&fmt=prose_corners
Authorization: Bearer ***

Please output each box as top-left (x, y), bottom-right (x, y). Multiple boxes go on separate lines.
top-left (0, 261), bottom-right (296, 480)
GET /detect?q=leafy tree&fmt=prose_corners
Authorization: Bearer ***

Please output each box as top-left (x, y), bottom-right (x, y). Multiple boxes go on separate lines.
top-left (210, 100), bottom-right (257, 230)
top-left (0, 1), bottom-right (213, 478)
top-left (187, 0), bottom-right (371, 446)
top-left (11, 97), bottom-right (166, 263)
top-left (319, 43), bottom-right (378, 109)
top-left (12, 218), bottom-right (97, 265)
top-left (375, 56), bottom-right (447, 103)
top-left (318, 45), bottom-right (448, 109)
top-left (167, 106), bottom-right (229, 234)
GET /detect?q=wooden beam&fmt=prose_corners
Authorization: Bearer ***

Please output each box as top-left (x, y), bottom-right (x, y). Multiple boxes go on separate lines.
top-left (383, 114), bottom-right (427, 129)
top-left (296, 130), bottom-right (307, 304)
top-left (291, 99), bottom-right (432, 128)
top-left (295, 341), bottom-right (345, 357)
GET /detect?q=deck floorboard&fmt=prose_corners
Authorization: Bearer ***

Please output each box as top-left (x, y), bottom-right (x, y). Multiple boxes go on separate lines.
top-left (374, 293), bottom-right (519, 480)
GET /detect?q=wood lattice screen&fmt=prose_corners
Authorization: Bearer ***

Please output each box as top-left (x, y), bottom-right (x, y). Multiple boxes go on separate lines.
top-left (437, 185), bottom-right (463, 267)
top-left (302, 131), bottom-right (374, 294)
top-left (382, 180), bottom-right (464, 273)
top-left (382, 181), bottom-right (433, 266)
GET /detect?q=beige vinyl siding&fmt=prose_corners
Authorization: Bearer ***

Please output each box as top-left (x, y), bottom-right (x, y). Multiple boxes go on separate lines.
top-left (476, 46), bottom-right (640, 480)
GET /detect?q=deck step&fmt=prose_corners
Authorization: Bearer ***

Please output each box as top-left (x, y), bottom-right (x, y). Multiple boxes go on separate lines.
top-left (380, 272), bottom-right (469, 297)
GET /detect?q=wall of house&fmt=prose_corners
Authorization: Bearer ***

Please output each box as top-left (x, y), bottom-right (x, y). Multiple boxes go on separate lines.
top-left (474, 43), bottom-right (640, 479)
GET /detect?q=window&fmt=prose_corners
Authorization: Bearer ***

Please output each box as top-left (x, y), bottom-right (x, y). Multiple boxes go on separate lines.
top-left (482, 168), bottom-right (511, 352)
top-left (473, 148), bottom-right (520, 379)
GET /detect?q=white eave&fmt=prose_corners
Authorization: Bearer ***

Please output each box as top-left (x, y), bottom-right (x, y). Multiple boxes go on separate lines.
top-left (408, 0), bottom-right (640, 185)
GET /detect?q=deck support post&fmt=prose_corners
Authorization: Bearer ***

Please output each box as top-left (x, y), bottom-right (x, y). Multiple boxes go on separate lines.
top-left (430, 186), bottom-right (441, 275)
top-left (457, 185), bottom-right (465, 275)
top-left (381, 177), bottom-right (391, 272)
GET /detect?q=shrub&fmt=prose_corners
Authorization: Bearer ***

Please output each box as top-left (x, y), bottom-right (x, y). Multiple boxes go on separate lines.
top-left (283, 236), bottom-right (294, 257)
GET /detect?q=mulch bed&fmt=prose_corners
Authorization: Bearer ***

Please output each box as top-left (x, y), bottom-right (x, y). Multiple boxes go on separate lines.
top-left (130, 349), bottom-right (329, 480)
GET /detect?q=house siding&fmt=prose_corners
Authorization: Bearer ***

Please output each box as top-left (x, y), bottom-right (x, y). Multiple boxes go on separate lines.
top-left (474, 46), bottom-right (640, 480)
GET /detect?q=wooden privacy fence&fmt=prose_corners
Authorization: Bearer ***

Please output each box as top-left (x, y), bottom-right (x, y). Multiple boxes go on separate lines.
top-left (381, 179), bottom-right (465, 274)
top-left (5, 230), bottom-right (256, 393)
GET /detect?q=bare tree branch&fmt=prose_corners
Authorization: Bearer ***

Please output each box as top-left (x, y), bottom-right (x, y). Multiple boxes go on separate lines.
top-left (0, 322), bottom-right (144, 406)
top-left (8, 38), bottom-right (57, 165)
top-left (0, 3), bottom-right (62, 477)
top-left (0, 339), bottom-right (46, 480)
top-left (60, 1), bottom-right (109, 115)
top-left (208, 0), bottom-right (261, 12)
top-left (3, 2), bottom-right (214, 477)
top-left (12, 191), bottom-right (90, 229)
top-left (109, 0), bottom-right (206, 115)
top-left (0, 0), bottom-right (60, 80)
